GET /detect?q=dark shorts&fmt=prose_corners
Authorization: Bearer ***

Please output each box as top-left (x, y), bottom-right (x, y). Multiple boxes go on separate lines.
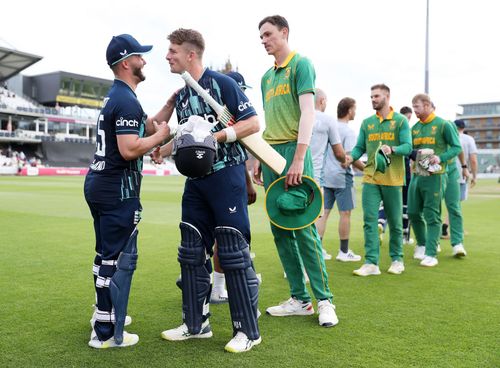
top-left (85, 197), bottom-right (141, 260)
top-left (181, 163), bottom-right (250, 253)
top-left (323, 186), bottom-right (355, 212)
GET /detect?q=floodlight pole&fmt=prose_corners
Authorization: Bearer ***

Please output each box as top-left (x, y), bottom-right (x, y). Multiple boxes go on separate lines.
top-left (425, 0), bottom-right (430, 94)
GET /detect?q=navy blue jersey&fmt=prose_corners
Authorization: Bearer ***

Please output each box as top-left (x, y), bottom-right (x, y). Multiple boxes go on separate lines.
top-left (84, 79), bottom-right (146, 203)
top-left (176, 69), bottom-right (257, 173)
top-left (89, 79), bottom-right (147, 174)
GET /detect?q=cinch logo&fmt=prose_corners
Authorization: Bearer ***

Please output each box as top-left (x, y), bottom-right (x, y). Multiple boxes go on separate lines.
top-left (116, 117), bottom-right (139, 127)
top-left (238, 101), bottom-right (253, 112)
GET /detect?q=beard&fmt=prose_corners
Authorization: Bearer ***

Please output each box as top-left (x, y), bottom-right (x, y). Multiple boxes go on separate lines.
top-left (372, 97), bottom-right (386, 111)
top-left (132, 65), bottom-right (146, 82)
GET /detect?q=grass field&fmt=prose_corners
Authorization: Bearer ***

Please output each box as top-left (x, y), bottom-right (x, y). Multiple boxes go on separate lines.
top-left (0, 175), bottom-right (499, 368)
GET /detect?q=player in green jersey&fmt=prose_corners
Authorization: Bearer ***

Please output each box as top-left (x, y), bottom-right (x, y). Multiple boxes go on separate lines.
top-left (346, 84), bottom-right (412, 276)
top-left (254, 14), bottom-right (338, 328)
top-left (408, 94), bottom-right (462, 267)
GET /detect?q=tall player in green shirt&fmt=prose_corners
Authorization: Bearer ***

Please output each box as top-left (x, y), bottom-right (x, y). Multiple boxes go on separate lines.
top-left (346, 84), bottom-right (412, 276)
top-left (409, 94), bottom-right (462, 267)
top-left (253, 15), bottom-right (338, 328)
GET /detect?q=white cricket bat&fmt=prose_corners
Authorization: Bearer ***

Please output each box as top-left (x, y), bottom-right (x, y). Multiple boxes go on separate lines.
top-left (180, 71), bottom-right (286, 175)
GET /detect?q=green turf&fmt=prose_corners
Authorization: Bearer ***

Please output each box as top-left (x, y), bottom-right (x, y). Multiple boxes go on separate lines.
top-left (0, 176), bottom-right (499, 367)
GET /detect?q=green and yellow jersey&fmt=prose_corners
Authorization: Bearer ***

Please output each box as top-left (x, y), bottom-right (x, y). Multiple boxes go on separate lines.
top-left (261, 51), bottom-right (315, 144)
top-left (411, 113), bottom-right (462, 175)
top-left (351, 108), bottom-right (412, 186)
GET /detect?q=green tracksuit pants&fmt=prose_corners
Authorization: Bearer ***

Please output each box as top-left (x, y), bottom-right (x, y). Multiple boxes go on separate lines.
top-left (362, 183), bottom-right (403, 265)
top-left (408, 174), bottom-right (446, 257)
top-left (445, 167), bottom-right (464, 246)
top-left (262, 142), bottom-right (332, 302)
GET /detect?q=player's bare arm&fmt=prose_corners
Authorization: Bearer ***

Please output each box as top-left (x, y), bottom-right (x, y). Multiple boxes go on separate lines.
top-left (331, 143), bottom-right (346, 163)
top-left (287, 93), bottom-right (314, 188)
top-left (117, 121), bottom-right (170, 160)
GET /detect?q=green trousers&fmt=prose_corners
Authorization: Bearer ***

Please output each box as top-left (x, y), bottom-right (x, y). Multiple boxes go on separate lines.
top-left (408, 174), bottom-right (446, 257)
top-left (445, 167), bottom-right (464, 246)
top-left (262, 142), bottom-right (332, 302)
top-left (362, 183), bottom-right (403, 265)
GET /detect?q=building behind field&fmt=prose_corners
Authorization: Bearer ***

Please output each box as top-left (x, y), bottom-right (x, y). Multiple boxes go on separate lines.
top-left (457, 102), bottom-right (500, 149)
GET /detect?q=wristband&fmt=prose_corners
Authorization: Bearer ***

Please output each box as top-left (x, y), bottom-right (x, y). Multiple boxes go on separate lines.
top-left (223, 126), bottom-right (237, 143)
top-left (461, 164), bottom-right (467, 169)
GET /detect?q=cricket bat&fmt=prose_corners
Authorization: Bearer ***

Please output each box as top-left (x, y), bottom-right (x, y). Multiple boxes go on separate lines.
top-left (180, 71), bottom-right (286, 176)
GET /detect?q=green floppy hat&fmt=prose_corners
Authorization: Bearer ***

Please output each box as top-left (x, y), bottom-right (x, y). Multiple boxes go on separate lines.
top-left (374, 144), bottom-right (391, 173)
top-left (264, 175), bottom-right (323, 230)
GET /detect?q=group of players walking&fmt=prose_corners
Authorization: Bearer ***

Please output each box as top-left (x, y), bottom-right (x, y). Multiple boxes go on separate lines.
top-left (84, 14), bottom-right (475, 353)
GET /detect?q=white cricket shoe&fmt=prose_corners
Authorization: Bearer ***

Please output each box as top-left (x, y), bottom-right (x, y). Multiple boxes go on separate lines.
top-left (224, 331), bottom-right (262, 353)
top-left (88, 331), bottom-right (138, 349)
top-left (452, 244), bottom-right (467, 257)
top-left (353, 263), bottom-right (381, 276)
top-left (266, 297), bottom-right (314, 316)
top-left (317, 300), bottom-right (339, 327)
top-left (420, 256), bottom-right (438, 267)
top-left (413, 245), bottom-right (426, 260)
top-left (387, 260), bottom-right (405, 275)
top-left (336, 250), bottom-right (362, 262)
top-left (210, 289), bottom-right (228, 304)
top-left (322, 248), bottom-right (333, 261)
top-left (161, 320), bottom-right (213, 341)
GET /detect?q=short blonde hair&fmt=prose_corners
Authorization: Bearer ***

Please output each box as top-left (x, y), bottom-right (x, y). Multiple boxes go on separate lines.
top-left (412, 93), bottom-right (432, 105)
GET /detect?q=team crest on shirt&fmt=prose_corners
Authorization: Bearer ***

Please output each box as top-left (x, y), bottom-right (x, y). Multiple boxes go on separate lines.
top-left (390, 120), bottom-right (396, 130)
top-left (368, 124), bottom-right (375, 130)
top-left (285, 67), bottom-right (291, 79)
top-left (413, 129), bottom-right (420, 136)
top-left (431, 126), bottom-right (437, 134)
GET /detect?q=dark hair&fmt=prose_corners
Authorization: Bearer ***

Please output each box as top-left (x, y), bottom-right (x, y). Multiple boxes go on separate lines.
top-left (371, 84), bottom-right (390, 94)
top-left (167, 28), bottom-right (205, 56)
top-left (337, 97), bottom-right (356, 119)
top-left (400, 106), bottom-right (412, 115)
top-left (258, 15), bottom-right (289, 32)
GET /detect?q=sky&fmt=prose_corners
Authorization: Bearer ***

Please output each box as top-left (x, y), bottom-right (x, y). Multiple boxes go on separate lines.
top-left (2, 0), bottom-right (499, 130)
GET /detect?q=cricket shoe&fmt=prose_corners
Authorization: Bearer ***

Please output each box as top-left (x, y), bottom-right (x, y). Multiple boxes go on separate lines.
top-left (420, 256), bottom-right (438, 267)
top-left (88, 331), bottom-right (138, 349)
top-left (336, 250), bottom-right (361, 262)
top-left (317, 300), bottom-right (339, 327)
top-left (387, 260), bottom-right (405, 275)
top-left (266, 297), bottom-right (314, 316)
top-left (161, 320), bottom-right (213, 341)
top-left (225, 332), bottom-right (262, 353)
top-left (413, 245), bottom-right (426, 260)
top-left (210, 288), bottom-right (228, 304)
top-left (452, 244), bottom-right (467, 257)
top-left (353, 263), bottom-right (381, 276)
top-left (322, 248), bottom-right (333, 261)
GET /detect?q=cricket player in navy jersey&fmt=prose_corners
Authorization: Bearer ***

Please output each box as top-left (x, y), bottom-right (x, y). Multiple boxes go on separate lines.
top-left (152, 28), bottom-right (262, 353)
top-left (84, 34), bottom-right (173, 349)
